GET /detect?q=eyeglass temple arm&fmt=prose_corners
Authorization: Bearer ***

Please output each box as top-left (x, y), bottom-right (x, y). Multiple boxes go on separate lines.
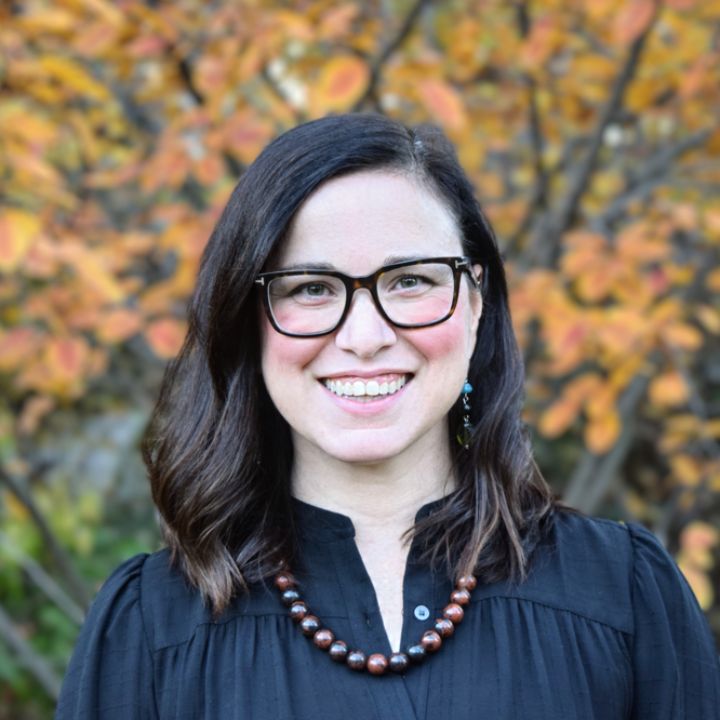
top-left (454, 258), bottom-right (482, 288)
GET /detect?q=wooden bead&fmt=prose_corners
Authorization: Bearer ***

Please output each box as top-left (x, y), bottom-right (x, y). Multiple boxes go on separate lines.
top-left (388, 652), bottom-right (409, 673)
top-left (300, 614), bottom-right (320, 637)
top-left (434, 617), bottom-right (455, 638)
top-left (274, 573), bottom-right (295, 591)
top-left (443, 603), bottom-right (464, 624)
top-left (289, 601), bottom-right (308, 622)
top-left (366, 654), bottom-right (388, 675)
top-left (313, 628), bottom-right (334, 649)
top-left (328, 640), bottom-right (348, 662)
top-left (420, 630), bottom-right (442, 652)
top-left (407, 644), bottom-right (427, 664)
top-left (346, 650), bottom-right (366, 671)
top-left (450, 588), bottom-right (471, 606)
top-left (281, 588), bottom-right (301, 606)
top-left (457, 574), bottom-right (477, 591)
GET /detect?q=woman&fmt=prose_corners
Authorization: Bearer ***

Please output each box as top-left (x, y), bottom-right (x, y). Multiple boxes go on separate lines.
top-left (55, 113), bottom-right (719, 719)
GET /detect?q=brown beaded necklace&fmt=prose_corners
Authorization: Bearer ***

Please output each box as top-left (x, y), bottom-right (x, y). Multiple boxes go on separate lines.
top-left (274, 569), bottom-right (477, 675)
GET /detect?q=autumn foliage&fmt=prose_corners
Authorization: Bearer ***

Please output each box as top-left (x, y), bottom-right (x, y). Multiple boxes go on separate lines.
top-left (0, 0), bottom-right (718, 714)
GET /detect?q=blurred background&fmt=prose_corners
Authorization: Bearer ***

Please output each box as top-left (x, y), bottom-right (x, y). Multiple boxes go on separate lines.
top-left (0, 0), bottom-right (718, 716)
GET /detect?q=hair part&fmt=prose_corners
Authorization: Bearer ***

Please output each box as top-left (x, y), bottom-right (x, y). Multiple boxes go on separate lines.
top-left (142, 113), bottom-right (557, 614)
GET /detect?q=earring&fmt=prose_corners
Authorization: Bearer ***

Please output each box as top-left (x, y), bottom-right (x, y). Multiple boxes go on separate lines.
top-left (456, 379), bottom-right (473, 449)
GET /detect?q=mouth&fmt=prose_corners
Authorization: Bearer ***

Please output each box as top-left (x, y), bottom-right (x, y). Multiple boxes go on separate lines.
top-left (319, 373), bottom-right (413, 401)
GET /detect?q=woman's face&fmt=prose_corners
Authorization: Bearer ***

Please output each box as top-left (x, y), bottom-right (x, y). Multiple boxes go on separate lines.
top-left (260, 170), bottom-right (483, 466)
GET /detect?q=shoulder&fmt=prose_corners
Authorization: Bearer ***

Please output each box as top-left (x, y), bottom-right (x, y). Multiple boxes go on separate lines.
top-left (110, 548), bottom-right (280, 651)
top-left (476, 509), bottom-right (656, 634)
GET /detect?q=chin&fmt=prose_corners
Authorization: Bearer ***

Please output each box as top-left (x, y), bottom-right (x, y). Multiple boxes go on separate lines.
top-left (319, 437), bottom-right (411, 466)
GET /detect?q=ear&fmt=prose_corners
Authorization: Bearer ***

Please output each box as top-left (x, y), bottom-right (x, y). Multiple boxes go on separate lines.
top-left (465, 264), bottom-right (483, 360)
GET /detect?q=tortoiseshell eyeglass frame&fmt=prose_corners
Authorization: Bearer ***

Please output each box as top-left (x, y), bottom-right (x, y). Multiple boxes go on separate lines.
top-left (254, 256), bottom-right (482, 338)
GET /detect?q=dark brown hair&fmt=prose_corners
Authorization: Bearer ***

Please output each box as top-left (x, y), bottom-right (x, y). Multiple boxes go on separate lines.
top-left (142, 113), bottom-right (556, 613)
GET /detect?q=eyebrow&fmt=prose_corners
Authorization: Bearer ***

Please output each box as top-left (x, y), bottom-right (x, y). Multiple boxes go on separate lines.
top-left (276, 255), bottom-right (426, 272)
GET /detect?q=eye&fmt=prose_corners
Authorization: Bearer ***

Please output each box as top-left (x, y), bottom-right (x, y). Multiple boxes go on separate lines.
top-left (390, 274), bottom-right (434, 292)
top-left (295, 282), bottom-right (330, 297)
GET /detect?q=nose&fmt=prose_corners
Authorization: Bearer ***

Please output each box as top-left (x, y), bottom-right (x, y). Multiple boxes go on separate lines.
top-left (334, 289), bottom-right (397, 357)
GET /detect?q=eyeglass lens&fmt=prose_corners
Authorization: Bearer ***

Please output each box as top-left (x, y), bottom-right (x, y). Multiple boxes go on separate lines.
top-left (267, 262), bottom-right (456, 335)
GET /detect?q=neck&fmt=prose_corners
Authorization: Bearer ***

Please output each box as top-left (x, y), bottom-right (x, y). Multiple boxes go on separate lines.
top-left (291, 430), bottom-right (455, 542)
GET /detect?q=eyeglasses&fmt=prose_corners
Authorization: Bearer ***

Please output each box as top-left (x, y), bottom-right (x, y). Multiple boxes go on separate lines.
top-left (255, 256), bottom-right (481, 338)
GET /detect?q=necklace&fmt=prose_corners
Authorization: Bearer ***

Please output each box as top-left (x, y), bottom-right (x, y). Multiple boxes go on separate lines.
top-left (274, 568), bottom-right (477, 675)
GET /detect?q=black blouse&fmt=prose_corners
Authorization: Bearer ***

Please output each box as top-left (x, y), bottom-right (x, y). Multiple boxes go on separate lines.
top-left (55, 499), bottom-right (720, 719)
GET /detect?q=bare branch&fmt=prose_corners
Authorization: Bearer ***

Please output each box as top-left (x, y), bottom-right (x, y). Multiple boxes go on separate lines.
top-left (522, 11), bottom-right (659, 269)
top-left (0, 465), bottom-right (91, 609)
top-left (0, 604), bottom-right (61, 700)
top-left (352, 0), bottom-right (432, 112)
top-left (504, 2), bottom-right (551, 256)
top-left (0, 533), bottom-right (85, 625)
top-left (563, 372), bottom-right (650, 512)
top-left (591, 128), bottom-right (713, 232)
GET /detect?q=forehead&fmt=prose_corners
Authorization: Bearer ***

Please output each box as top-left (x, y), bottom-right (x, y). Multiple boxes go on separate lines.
top-left (274, 170), bottom-right (462, 272)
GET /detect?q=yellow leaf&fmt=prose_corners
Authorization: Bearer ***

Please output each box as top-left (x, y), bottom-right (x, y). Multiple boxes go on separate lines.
top-left (145, 318), bottom-right (187, 359)
top-left (417, 79), bottom-right (468, 131)
top-left (37, 55), bottom-right (110, 102)
top-left (648, 370), bottom-right (689, 407)
top-left (310, 56), bottom-right (369, 113)
top-left (0, 209), bottom-right (41, 272)
top-left (584, 410), bottom-right (621, 454)
top-left (676, 562), bottom-right (714, 610)
top-left (670, 454), bottom-right (702, 486)
top-left (695, 305), bottom-right (720, 334)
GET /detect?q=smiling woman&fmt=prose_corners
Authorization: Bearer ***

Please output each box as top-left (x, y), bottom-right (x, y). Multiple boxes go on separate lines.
top-left (55, 114), bottom-right (720, 719)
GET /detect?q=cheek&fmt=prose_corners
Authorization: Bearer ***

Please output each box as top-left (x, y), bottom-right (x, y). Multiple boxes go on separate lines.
top-left (407, 311), bottom-right (472, 362)
top-left (260, 319), bottom-right (325, 377)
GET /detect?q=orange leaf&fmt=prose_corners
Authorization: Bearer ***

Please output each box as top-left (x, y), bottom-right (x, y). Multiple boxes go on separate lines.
top-left (584, 410), bottom-right (621, 454)
top-left (0, 209), bottom-right (41, 272)
top-left (417, 79), bottom-right (467, 131)
top-left (0, 328), bottom-right (43, 372)
top-left (95, 309), bottom-right (142, 344)
top-left (145, 318), bottom-right (187, 359)
top-left (613, 0), bottom-right (656, 45)
top-left (680, 521), bottom-right (719, 552)
top-left (311, 56), bottom-right (369, 113)
top-left (661, 322), bottom-right (704, 351)
top-left (648, 370), bottom-right (689, 407)
top-left (538, 398), bottom-right (579, 437)
top-left (707, 268), bottom-right (720, 293)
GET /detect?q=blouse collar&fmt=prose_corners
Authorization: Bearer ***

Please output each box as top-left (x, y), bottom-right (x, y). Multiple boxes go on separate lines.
top-left (291, 493), bottom-right (455, 543)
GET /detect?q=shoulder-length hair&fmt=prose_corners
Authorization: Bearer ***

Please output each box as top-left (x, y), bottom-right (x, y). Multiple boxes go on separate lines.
top-left (142, 113), bottom-right (556, 613)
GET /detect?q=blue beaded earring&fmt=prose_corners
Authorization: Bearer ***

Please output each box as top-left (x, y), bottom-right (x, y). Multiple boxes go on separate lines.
top-left (456, 379), bottom-right (473, 449)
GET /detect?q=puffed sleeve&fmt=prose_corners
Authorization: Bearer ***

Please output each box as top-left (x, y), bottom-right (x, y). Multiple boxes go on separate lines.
top-left (628, 522), bottom-right (720, 719)
top-left (55, 554), bottom-right (156, 720)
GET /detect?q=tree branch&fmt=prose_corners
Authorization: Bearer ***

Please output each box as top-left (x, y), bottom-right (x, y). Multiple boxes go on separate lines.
top-left (521, 11), bottom-right (659, 269)
top-left (591, 127), bottom-right (713, 232)
top-left (0, 533), bottom-right (85, 625)
top-left (352, 0), bottom-right (432, 112)
top-left (0, 604), bottom-right (61, 701)
top-left (0, 465), bottom-right (91, 609)
top-left (563, 372), bottom-right (650, 512)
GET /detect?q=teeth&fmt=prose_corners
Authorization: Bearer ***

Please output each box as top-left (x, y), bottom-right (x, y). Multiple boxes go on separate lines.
top-left (323, 375), bottom-right (409, 398)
